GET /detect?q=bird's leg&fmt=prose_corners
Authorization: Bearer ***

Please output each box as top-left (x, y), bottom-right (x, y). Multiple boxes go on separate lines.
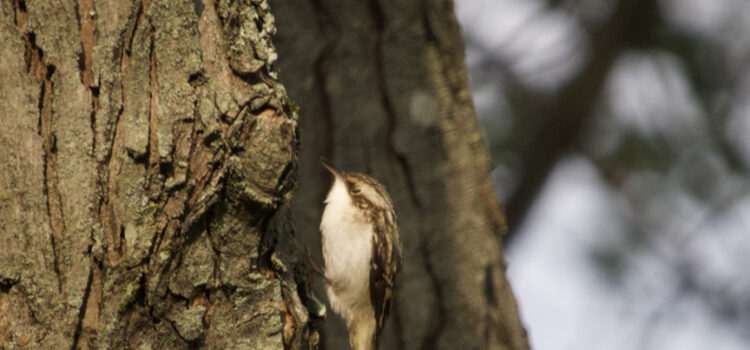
top-left (349, 313), bottom-right (376, 350)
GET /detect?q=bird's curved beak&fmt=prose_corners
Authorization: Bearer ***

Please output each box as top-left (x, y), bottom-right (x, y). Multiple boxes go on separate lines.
top-left (320, 160), bottom-right (343, 180)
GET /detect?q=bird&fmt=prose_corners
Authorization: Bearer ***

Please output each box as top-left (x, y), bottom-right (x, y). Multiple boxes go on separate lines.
top-left (319, 161), bottom-right (402, 350)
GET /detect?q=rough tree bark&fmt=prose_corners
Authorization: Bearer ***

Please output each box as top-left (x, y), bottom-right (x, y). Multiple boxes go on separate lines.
top-left (0, 0), bottom-right (313, 349)
top-left (274, 1), bottom-right (530, 349)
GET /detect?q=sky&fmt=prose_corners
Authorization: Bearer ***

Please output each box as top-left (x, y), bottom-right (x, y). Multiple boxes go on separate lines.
top-left (454, 0), bottom-right (750, 349)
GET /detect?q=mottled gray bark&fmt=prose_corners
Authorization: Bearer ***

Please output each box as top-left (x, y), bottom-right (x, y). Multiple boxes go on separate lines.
top-left (274, 1), bottom-right (530, 349)
top-left (0, 0), bottom-right (312, 349)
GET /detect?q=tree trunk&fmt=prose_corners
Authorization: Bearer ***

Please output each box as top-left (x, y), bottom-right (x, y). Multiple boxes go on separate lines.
top-left (273, 1), bottom-right (530, 349)
top-left (0, 0), bottom-right (312, 349)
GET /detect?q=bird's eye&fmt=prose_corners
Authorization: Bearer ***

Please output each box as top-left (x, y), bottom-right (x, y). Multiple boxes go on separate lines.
top-left (351, 188), bottom-right (361, 194)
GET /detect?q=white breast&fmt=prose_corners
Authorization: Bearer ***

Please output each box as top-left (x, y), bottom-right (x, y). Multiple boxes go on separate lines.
top-left (320, 178), bottom-right (373, 325)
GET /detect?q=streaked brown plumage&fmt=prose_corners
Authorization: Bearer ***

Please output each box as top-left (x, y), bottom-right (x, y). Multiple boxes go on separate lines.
top-left (320, 163), bottom-right (402, 350)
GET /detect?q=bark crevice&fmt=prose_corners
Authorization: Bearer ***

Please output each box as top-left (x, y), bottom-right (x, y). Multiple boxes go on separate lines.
top-left (12, 0), bottom-right (30, 70)
top-left (74, 0), bottom-right (99, 160)
top-left (70, 267), bottom-right (94, 350)
top-left (74, 0), bottom-right (95, 87)
top-left (39, 64), bottom-right (66, 297)
top-left (127, 0), bottom-right (146, 56)
top-left (147, 0), bottom-right (159, 170)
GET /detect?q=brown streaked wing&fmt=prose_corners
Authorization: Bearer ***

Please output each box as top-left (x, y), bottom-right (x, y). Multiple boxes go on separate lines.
top-left (369, 207), bottom-right (402, 346)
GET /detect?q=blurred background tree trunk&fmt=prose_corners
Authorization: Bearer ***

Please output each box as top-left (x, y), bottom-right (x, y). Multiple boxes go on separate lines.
top-left (274, 0), bottom-right (530, 349)
top-left (0, 0), bottom-right (311, 349)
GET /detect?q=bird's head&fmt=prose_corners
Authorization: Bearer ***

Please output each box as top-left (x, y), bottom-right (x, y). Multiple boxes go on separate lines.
top-left (321, 161), bottom-right (394, 212)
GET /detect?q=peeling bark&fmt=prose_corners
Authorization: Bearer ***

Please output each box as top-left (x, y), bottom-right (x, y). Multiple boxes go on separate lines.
top-left (0, 0), bottom-right (313, 349)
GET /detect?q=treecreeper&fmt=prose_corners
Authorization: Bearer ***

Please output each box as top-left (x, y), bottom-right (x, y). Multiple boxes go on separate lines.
top-left (319, 162), bottom-right (402, 350)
